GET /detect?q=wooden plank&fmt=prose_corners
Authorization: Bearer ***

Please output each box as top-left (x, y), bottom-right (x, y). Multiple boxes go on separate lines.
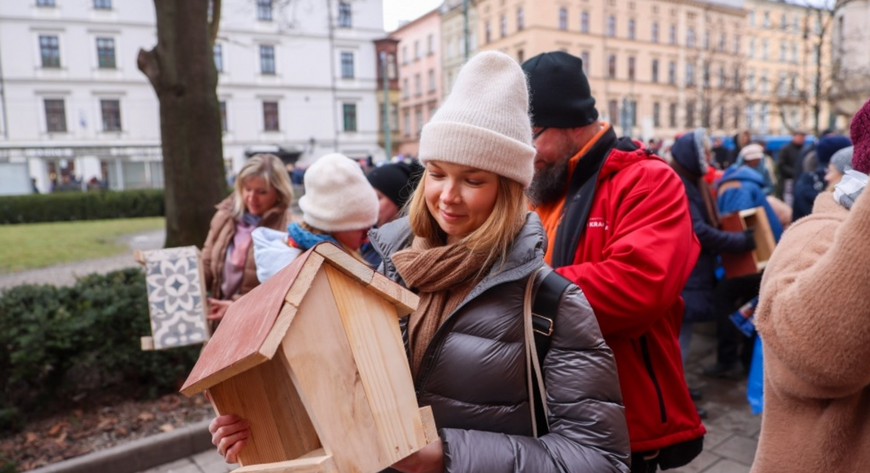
top-left (140, 336), bottom-right (154, 351)
top-left (744, 207), bottom-right (777, 266)
top-left (231, 453), bottom-right (336, 473)
top-left (418, 406), bottom-right (439, 445)
top-left (283, 253), bottom-right (324, 308)
top-left (313, 243), bottom-right (374, 285)
top-left (368, 272), bottom-right (419, 317)
top-left (133, 250), bottom-right (146, 265)
top-left (210, 355), bottom-right (321, 467)
top-left (195, 247), bottom-right (212, 340)
top-left (324, 265), bottom-right (427, 465)
top-left (281, 270), bottom-right (390, 473)
top-left (182, 250), bottom-right (317, 395)
top-left (259, 304), bottom-right (297, 360)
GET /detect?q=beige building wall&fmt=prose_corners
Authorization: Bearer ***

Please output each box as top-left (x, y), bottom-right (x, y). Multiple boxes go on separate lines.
top-left (441, 0), bottom-right (479, 98)
top-left (832, 0), bottom-right (870, 117)
top-left (744, 0), bottom-right (842, 136)
top-left (391, 10), bottom-right (443, 157)
top-left (476, 0), bottom-right (746, 141)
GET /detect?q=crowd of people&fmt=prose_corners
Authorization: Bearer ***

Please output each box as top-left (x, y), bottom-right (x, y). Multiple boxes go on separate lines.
top-left (195, 49), bottom-right (869, 473)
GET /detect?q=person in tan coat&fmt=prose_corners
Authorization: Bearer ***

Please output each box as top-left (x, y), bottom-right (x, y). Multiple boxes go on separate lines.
top-left (752, 98), bottom-right (870, 472)
top-left (201, 153), bottom-right (294, 324)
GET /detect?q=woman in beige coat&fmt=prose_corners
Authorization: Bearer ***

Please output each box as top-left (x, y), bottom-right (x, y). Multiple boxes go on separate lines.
top-left (752, 99), bottom-right (870, 472)
top-left (201, 153), bottom-right (294, 324)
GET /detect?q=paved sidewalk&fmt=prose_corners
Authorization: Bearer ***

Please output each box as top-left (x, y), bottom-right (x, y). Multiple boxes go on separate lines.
top-left (139, 327), bottom-right (760, 473)
top-left (0, 229), bottom-right (164, 291)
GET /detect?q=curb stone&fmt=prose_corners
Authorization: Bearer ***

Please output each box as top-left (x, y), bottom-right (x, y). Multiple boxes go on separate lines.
top-left (26, 420), bottom-right (212, 473)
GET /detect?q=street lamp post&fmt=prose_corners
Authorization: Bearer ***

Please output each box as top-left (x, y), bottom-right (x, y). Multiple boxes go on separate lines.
top-left (380, 51), bottom-right (392, 161)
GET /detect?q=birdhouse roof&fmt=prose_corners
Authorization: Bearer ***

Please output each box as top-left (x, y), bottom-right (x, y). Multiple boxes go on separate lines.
top-left (180, 242), bottom-right (418, 396)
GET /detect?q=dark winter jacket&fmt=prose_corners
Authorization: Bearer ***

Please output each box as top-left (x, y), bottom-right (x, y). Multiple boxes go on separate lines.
top-left (776, 142), bottom-right (802, 181)
top-left (540, 129), bottom-right (705, 453)
top-left (671, 134), bottom-right (754, 322)
top-left (369, 213), bottom-right (631, 473)
top-left (718, 167), bottom-right (784, 242)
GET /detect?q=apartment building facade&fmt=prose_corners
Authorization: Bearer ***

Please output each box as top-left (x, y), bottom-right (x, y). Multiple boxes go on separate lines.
top-left (374, 37), bottom-right (401, 159)
top-left (440, 0), bottom-right (479, 98)
top-left (831, 0), bottom-right (870, 118)
top-left (476, 0), bottom-right (747, 141)
top-left (0, 0), bottom-right (384, 195)
top-left (390, 9), bottom-right (442, 157)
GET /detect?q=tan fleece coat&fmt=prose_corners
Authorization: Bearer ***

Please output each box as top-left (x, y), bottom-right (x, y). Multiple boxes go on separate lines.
top-left (752, 190), bottom-right (870, 473)
top-left (201, 196), bottom-right (293, 300)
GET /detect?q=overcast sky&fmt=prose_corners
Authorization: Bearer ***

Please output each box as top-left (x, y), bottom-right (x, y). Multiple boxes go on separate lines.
top-left (382, 0), bottom-right (442, 32)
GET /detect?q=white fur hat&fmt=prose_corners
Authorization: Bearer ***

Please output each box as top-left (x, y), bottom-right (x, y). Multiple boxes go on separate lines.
top-left (418, 50), bottom-right (536, 187)
top-left (299, 153), bottom-right (378, 232)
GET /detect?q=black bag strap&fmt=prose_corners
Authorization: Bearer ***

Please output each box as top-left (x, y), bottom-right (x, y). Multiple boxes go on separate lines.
top-left (529, 269), bottom-right (572, 436)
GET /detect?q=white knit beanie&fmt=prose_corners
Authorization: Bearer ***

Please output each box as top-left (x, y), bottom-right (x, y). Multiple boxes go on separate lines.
top-left (418, 50), bottom-right (535, 187)
top-left (298, 153), bottom-right (378, 232)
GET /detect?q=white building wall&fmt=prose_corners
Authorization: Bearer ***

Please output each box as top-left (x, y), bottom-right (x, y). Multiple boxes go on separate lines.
top-left (0, 0), bottom-right (383, 194)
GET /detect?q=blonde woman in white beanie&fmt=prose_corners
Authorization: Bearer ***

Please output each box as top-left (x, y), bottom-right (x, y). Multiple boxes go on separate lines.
top-left (210, 52), bottom-right (629, 472)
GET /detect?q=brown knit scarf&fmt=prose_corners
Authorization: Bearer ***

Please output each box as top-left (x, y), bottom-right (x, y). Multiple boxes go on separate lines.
top-left (391, 236), bottom-right (490, 376)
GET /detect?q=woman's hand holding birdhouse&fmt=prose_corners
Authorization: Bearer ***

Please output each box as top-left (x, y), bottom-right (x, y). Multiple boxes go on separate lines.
top-left (209, 414), bottom-right (250, 464)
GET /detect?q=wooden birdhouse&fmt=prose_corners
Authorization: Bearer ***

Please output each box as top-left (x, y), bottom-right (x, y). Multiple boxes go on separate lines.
top-left (180, 243), bottom-right (437, 473)
top-left (720, 206), bottom-right (777, 279)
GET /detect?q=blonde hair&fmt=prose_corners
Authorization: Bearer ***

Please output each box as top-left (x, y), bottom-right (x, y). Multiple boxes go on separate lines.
top-left (231, 153), bottom-right (294, 220)
top-left (407, 172), bottom-right (527, 271)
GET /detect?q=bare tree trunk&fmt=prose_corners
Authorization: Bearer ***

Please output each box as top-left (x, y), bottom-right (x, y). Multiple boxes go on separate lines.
top-left (138, 0), bottom-right (225, 248)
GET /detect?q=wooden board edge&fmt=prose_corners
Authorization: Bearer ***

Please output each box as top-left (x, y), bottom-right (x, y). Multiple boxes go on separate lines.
top-left (180, 352), bottom-right (269, 397)
top-left (231, 453), bottom-right (336, 473)
top-left (368, 272), bottom-right (419, 316)
top-left (284, 253), bottom-right (326, 308)
top-left (140, 336), bottom-right (154, 351)
top-left (419, 406), bottom-right (439, 445)
top-left (313, 243), bottom-right (374, 286)
top-left (196, 247), bottom-right (212, 339)
top-left (133, 250), bottom-right (146, 265)
top-left (258, 304), bottom-right (298, 360)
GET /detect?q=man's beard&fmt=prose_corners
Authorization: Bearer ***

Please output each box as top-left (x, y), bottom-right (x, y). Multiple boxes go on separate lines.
top-left (527, 157), bottom-right (570, 206)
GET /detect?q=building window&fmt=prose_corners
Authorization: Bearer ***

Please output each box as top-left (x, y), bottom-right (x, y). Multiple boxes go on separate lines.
top-left (686, 61), bottom-right (695, 86)
top-left (608, 100), bottom-right (618, 123)
top-left (704, 31), bottom-right (710, 50)
top-left (44, 99), bottom-right (66, 132)
top-left (485, 21), bottom-right (491, 43)
top-left (652, 22), bottom-right (659, 43)
top-left (719, 32), bottom-right (726, 51)
top-left (415, 109), bottom-right (423, 135)
top-left (748, 69), bottom-right (755, 92)
top-left (703, 64), bottom-right (710, 87)
top-left (257, 0), bottom-right (272, 21)
top-left (401, 46), bottom-right (408, 64)
top-left (607, 16), bottom-right (616, 37)
top-left (414, 73), bottom-right (421, 96)
top-left (669, 25), bottom-right (676, 45)
top-left (779, 41), bottom-right (787, 62)
top-left (96, 37), bottom-right (115, 69)
top-left (628, 56), bottom-right (635, 81)
top-left (427, 34), bottom-right (434, 54)
top-left (608, 54), bottom-right (616, 79)
top-left (628, 19), bottom-right (636, 40)
top-left (748, 37), bottom-right (755, 58)
top-left (403, 110), bottom-right (410, 137)
top-left (581, 11), bottom-right (589, 33)
top-left (653, 102), bottom-right (661, 127)
top-left (734, 106), bottom-right (740, 129)
top-left (340, 51), bottom-right (354, 79)
top-left (718, 66), bottom-right (726, 88)
top-left (343, 103), bottom-right (357, 132)
top-left (260, 45), bottom-right (275, 74)
top-left (100, 99), bottom-right (121, 132)
top-left (402, 78), bottom-right (409, 99)
top-left (763, 10), bottom-right (770, 27)
top-left (517, 8), bottom-right (525, 31)
top-left (559, 8), bottom-right (568, 30)
top-left (213, 43), bottom-right (223, 72)
top-left (40, 35), bottom-right (60, 68)
top-left (651, 59), bottom-right (659, 83)
top-left (94, 0), bottom-right (112, 9)
top-left (717, 106), bottom-right (725, 130)
top-left (749, 10), bottom-right (756, 26)
top-left (733, 35), bottom-right (740, 54)
top-left (428, 69), bottom-right (435, 92)
top-left (263, 101), bottom-right (279, 131)
top-left (687, 27), bottom-right (696, 48)
top-left (219, 101), bottom-right (227, 132)
top-left (500, 15), bottom-right (507, 37)
top-left (668, 60), bottom-right (675, 84)
top-left (762, 39), bottom-right (769, 60)
top-left (733, 69), bottom-right (740, 91)
top-left (338, 2), bottom-right (352, 28)
top-left (517, 49), bottom-right (524, 63)
top-left (669, 102), bottom-right (677, 127)
top-left (37, 0), bottom-right (55, 6)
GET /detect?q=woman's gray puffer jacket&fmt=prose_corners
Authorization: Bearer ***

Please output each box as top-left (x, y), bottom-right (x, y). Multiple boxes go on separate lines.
top-left (369, 212), bottom-right (630, 473)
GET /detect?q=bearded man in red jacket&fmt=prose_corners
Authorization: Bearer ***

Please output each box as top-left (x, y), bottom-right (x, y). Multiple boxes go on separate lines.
top-left (522, 51), bottom-right (705, 472)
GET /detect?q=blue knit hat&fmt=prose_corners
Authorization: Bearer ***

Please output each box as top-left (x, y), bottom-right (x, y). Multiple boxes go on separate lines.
top-left (816, 135), bottom-right (852, 166)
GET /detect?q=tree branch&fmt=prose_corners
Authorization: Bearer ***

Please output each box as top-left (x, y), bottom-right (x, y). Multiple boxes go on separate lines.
top-left (209, 0), bottom-right (222, 46)
top-left (137, 47), bottom-right (161, 90)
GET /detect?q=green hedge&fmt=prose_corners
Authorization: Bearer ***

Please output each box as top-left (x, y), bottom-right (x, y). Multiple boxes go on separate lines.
top-left (0, 269), bottom-right (201, 433)
top-left (0, 189), bottom-right (165, 224)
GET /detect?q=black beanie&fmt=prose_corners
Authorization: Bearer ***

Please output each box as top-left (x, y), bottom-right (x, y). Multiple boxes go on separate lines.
top-left (521, 51), bottom-right (598, 128)
top-left (366, 161), bottom-right (423, 209)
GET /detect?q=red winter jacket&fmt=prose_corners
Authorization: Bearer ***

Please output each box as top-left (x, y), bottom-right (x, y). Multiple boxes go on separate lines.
top-left (546, 133), bottom-right (705, 453)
